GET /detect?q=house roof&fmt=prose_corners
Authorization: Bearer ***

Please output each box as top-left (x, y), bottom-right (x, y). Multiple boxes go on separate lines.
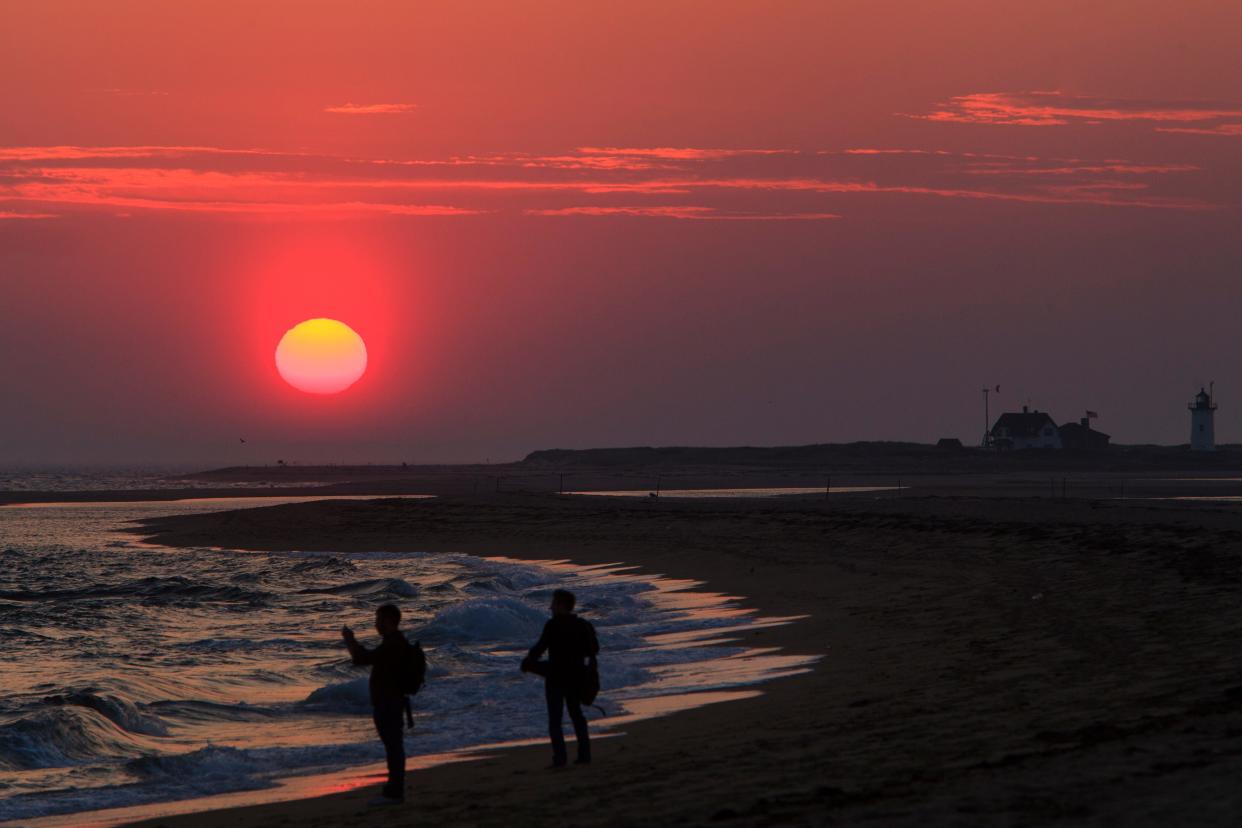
top-left (1058, 422), bottom-right (1111, 440)
top-left (991, 411), bottom-right (1057, 439)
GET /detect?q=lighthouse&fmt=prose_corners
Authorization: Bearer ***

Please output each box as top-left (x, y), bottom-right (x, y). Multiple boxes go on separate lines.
top-left (1189, 386), bottom-right (1217, 451)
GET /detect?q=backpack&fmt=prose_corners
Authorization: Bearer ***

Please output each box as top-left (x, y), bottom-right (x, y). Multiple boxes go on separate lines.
top-left (401, 640), bottom-right (427, 695)
top-left (577, 618), bottom-right (604, 714)
top-left (579, 654), bottom-right (601, 707)
top-left (400, 640), bottom-right (427, 728)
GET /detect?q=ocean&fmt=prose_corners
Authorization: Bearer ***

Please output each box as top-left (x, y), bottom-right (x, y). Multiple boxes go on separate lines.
top-left (0, 487), bottom-right (812, 823)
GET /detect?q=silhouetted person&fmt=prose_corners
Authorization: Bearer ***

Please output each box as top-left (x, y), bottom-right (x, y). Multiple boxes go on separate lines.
top-left (522, 588), bottom-right (599, 767)
top-left (343, 603), bottom-right (414, 805)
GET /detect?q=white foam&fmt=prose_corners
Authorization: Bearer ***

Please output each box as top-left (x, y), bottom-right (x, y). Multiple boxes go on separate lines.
top-left (420, 596), bottom-right (548, 643)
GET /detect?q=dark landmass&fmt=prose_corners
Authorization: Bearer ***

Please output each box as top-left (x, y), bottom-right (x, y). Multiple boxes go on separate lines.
top-left (7, 442), bottom-right (1242, 507)
top-left (132, 493), bottom-right (1242, 827)
top-left (0, 485), bottom-right (356, 506)
top-left (521, 441), bottom-right (1242, 471)
top-left (179, 441), bottom-right (1242, 486)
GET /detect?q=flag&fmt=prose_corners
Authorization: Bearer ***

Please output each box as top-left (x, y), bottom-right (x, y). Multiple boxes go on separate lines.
top-left (1086, 410), bottom-right (1099, 419)
top-left (995, 384), bottom-right (1001, 393)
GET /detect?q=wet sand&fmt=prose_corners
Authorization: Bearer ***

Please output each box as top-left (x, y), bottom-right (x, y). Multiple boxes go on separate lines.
top-left (127, 493), bottom-right (1242, 826)
top-left (10, 464), bottom-right (1242, 507)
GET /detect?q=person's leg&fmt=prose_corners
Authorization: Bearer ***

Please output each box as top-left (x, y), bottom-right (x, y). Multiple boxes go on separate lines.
top-left (565, 689), bottom-right (590, 763)
top-left (372, 701), bottom-right (406, 799)
top-left (545, 681), bottom-right (567, 766)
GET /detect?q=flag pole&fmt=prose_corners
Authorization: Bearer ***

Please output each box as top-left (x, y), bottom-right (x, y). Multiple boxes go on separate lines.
top-left (981, 386), bottom-right (991, 448)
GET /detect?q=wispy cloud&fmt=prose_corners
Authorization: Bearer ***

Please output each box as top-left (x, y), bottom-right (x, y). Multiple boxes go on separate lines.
top-left (0, 146), bottom-right (283, 162)
top-left (962, 161), bottom-right (1199, 176)
top-left (0, 143), bottom-right (1222, 219)
top-left (839, 148), bottom-right (954, 156)
top-left (527, 206), bottom-right (840, 220)
top-left (0, 210), bottom-right (57, 219)
top-left (324, 102), bottom-right (418, 115)
top-left (911, 91), bottom-right (1242, 128)
top-left (1156, 123), bottom-right (1242, 137)
top-left (94, 88), bottom-right (169, 97)
top-left (576, 147), bottom-right (792, 160)
top-left (836, 148), bottom-right (1039, 161)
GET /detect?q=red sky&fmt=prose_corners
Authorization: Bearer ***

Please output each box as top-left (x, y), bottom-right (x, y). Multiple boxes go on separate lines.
top-left (2, 1), bottom-right (1240, 465)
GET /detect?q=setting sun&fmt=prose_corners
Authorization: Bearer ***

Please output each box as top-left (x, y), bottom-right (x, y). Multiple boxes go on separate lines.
top-left (275, 318), bottom-right (368, 394)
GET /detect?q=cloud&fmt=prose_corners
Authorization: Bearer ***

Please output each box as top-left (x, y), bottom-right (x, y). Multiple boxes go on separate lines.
top-left (1, 164), bottom-right (484, 216)
top-left (839, 148), bottom-right (953, 156)
top-left (0, 146), bottom-right (281, 162)
top-left (324, 102), bottom-right (418, 114)
top-left (0, 210), bottom-right (57, 219)
top-left (94, 88), bottom-right (169, 97)
top-left (962, 162), bottom-right (1199, 176)
top-left (526, 206), bottom-right (840, 220)
top-left (910, 91), bottom-right (1242, 128)
top-left (836, 148), bottom-right (1039, 161)
top-left (1156, 123), bottom-right (1242, 137)
top-left (0, 143), bottom-right (1221, 219)
top-left (576, 147), bottom-right (793, 160)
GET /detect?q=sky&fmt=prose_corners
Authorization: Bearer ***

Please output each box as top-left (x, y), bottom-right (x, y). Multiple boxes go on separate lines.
top-left (2, 0), bottom-right (1240, 466)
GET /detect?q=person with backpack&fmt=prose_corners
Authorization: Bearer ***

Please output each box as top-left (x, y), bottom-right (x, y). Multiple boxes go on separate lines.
top-left (521, 588), bottom-right (600, 768)
top-left (342, 603), bottom-right (426, 805)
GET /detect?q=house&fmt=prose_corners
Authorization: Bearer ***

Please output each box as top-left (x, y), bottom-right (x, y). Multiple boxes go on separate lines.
top-left (1059, 417), bottom-right (1110, 450)
top-left (990, 406), bottom-right (1062, 450)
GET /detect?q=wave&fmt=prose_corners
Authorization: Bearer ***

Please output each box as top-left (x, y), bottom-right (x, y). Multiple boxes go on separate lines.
top-left (0, 626), bottom-right (56, 642)
top-left (288, 556), bottom-right (357, 575)
top-left (126, 744), bottom-right (270, 782)
top-left (301, 678), bottom-right (371, 713)
top-left (44, 691), bottom-right (169, 736)
top-left (0, 706), bottom-right (160, 770)
top-left (297, 577), bottom-right (419, 599)
top-left (1, 741), bottom-right (378, 822)
top-left (172, 636), bottom-right (304, 654)
top-left (419, 596), bottom-right (547, 643)
top-left (0, 576), bottom-right (271, 605)
top-left (146, 699), bottom-right (280, 723)
top-left (463, 567), bottom-right (555, 594)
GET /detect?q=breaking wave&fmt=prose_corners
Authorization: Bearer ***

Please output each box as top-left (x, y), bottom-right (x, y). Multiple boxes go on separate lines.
top-left (0, 497), bottom-right (804, 823)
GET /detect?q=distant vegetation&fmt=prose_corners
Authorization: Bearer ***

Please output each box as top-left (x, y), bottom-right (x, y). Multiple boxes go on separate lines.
top-left (176, 441), bottom-right (1242, 485)
top-left (522, 442), bottom-right (1242, 473)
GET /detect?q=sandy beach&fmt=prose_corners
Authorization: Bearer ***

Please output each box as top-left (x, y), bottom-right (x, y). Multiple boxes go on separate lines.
top-left (116, 491), bottom-right (1242, 826)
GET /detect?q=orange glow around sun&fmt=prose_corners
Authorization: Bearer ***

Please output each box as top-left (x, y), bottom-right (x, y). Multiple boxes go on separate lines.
top-left (275, 318), bottom-right (368, 394)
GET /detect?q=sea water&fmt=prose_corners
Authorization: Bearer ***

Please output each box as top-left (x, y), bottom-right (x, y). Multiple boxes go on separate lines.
top-left (571, 486), bottom-right (898, 498)
top-left (0, 494), bottom-right (813, 823)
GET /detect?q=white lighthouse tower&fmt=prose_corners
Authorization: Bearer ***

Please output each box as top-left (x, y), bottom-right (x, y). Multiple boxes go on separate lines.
top-left (1189, 385), bottom-right (1217, 451)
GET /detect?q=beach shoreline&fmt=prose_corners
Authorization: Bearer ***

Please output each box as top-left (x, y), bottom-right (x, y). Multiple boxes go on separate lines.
top-left (9, 463), bottom-right (1242, 508)
top-left (103, 492), bottom-right (1242, 826)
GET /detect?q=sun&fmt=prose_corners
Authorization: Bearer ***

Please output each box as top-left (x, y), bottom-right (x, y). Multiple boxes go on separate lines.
top-left (275, 318), bottom-right (368, 394)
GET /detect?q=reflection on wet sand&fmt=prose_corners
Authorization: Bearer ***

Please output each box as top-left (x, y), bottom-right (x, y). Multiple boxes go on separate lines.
top-left (25, 752), bottom-right (478, 828)
top-left (571, 486), bottom-right (897, 498)
top-left (0, 495), bottom-right (431, 510)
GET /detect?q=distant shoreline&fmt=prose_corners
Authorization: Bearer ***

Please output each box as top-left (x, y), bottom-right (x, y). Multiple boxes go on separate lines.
top-left (182, 440), bottom-right (1242, 480)
top-left (9, 441), bottom-right (1242, 507)
top-left (9, 465), bottom-right (1242, 506)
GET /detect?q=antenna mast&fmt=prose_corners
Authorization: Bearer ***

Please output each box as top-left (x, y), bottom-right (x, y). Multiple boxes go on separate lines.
top-left (981, 387), bottom-right (991, 448)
